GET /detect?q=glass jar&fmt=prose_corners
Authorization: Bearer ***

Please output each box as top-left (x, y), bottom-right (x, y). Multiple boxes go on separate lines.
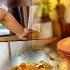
top-left (57, 37), bottom-right (70, 70)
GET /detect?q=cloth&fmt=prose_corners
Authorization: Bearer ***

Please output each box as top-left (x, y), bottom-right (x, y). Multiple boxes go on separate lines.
top-left (0, 1), bottom-right (8, 22)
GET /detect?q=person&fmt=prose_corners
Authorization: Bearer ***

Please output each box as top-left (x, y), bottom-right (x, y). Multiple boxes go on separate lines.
top-left (0, 8), bottom-right (38, 39)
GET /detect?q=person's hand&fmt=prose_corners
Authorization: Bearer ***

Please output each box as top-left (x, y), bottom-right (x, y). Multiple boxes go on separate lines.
top-left (26, 29), bottom-right (39, 39)
top-left (18, 28), bottom-right (30, 39)
top-left (18, 28), bottom-right (39, 40)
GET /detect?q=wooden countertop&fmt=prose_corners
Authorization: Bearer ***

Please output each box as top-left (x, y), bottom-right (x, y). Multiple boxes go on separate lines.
top-left (0, 35), bottom-right (59, 45)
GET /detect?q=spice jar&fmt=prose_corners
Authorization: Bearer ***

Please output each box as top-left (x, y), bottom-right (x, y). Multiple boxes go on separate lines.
top-left (57, 37), bottom-right (70, 70)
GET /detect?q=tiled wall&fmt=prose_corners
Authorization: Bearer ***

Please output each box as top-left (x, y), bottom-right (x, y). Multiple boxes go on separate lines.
top-left (0, 41), bottom-right (30, 69)
top-left (0, 40), bottom-right (43, 69)
top-left (10, 41), bottom-right (26, 59)
top-left (0, 42), bottom-right (9, 69)
top-left (0, 40), bottom-right (39, 69)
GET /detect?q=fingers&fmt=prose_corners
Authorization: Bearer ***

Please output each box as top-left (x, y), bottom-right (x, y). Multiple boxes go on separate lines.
top-left (20, 28), bottom-right (30, 37)
top-left (18, 28), bottom-right (29, 39)
top-left (18, 36), bottom-right (27, 40)
top-left (26, 30), bottom-right (39, 39)
top-left (18, 29), bottom-right (39, 40)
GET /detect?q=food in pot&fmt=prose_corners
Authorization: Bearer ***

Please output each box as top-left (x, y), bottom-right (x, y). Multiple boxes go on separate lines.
top-left (10, 61), bottom-right (52, 70)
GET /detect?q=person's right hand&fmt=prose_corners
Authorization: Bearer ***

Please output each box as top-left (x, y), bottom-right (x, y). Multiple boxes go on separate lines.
top-left (26, 29), bottom-right (39, 39)
top-left (18, 28), bottom-right (29, 39)
top-left (18, 28), bottom-right (39, 40)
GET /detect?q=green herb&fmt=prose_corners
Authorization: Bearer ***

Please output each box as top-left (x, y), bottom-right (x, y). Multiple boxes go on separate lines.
top-left (41, 0), bottom-right (51, 22)
top-left (57, 0), bottom-right (61, 4)
top-left (41, 0), bottom-right (51, 15)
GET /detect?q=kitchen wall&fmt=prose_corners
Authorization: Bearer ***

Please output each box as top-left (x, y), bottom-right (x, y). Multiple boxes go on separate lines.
top-left (0, 42), bottom-right (9, 69)
top-left (0, 41), bottom-right (27, 69)
top-left (32, 0), bottom-right (70, 23)
top-left (50, 0), bottom-right (70, 23)
top-left (0, 41), bottom-right (40, 69)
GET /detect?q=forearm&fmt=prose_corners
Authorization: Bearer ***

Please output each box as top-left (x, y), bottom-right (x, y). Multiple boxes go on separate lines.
top-left (2, 13), bottom-right (25, 36)
top-left (0, 8), bottom-right (26, 36)
top-left (0, 8), bottom-right (38, 39)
